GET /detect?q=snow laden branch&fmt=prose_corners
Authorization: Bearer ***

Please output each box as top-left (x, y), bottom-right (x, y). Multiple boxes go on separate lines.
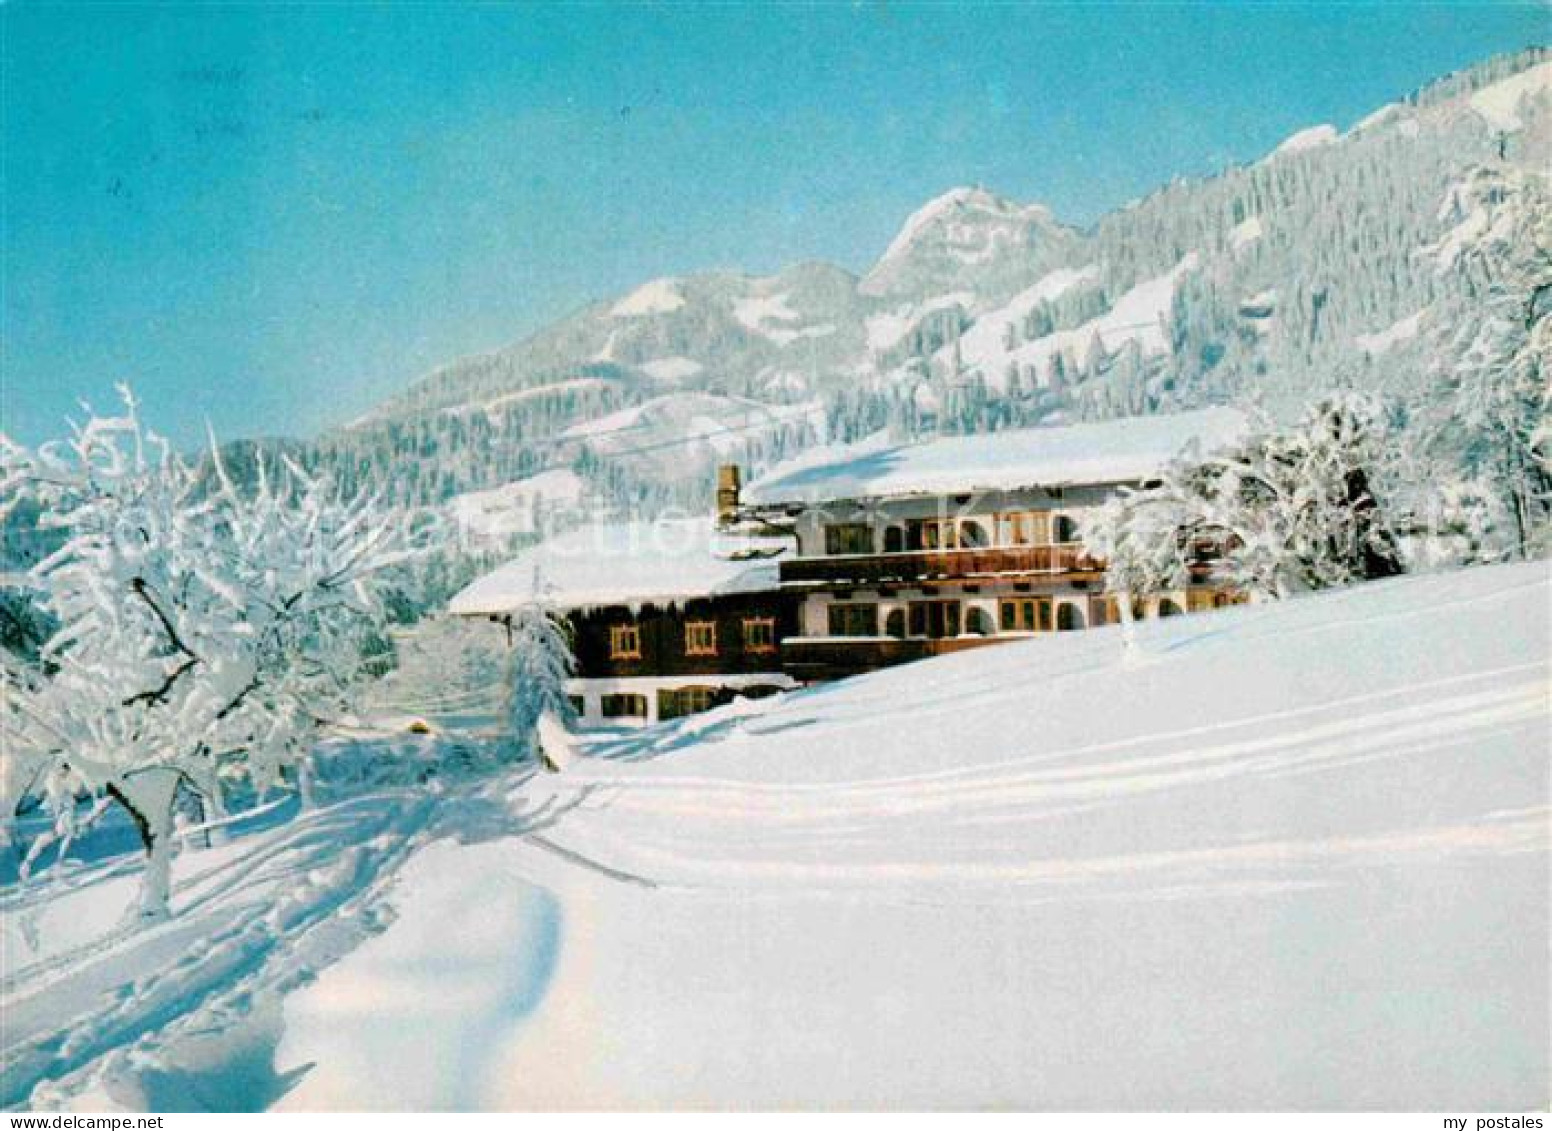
top-left (503, 571), bottom-right (578, 772)
top-left (1087, 395), bottom-right (1406, 606)
top-left (0, 388), bottom-right (418, 920)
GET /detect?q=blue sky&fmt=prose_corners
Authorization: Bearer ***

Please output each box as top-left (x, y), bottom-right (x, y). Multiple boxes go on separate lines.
top-left (3, 2), bottom-right (1546, 446)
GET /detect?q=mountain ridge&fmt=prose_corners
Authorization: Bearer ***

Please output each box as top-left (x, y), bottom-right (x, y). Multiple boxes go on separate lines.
top-left (298, 46), bottom-right (1547, 512)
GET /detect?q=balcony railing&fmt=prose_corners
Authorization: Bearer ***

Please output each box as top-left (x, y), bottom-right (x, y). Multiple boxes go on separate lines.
top-left (778, 543), bottom-right (1104, 586)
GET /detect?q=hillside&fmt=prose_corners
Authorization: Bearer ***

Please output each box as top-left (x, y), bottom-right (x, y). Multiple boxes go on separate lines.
top-left (282, 48), bottom-right (1550, 513)
top-left (6, 562), bottom-right (1547, 1109)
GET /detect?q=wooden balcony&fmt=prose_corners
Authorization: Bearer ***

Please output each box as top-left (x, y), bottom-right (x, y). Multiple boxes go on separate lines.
top-left (778, 544), bottom-right (1104, 587)
top-left (780, 634), bottom-right (1014, 682)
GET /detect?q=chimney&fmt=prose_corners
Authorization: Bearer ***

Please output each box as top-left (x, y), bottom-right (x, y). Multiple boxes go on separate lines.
top-left (716, 464), bottom-right (742, 525)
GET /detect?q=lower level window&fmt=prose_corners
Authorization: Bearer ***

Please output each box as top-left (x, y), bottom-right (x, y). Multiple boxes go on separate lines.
top-left (1000, 597), bottom-right (1052, 632)
top-left (907, 600), bottom-right (961, 639)
top-left (601, 693), bottom-right (647, 718)
top-left (658, 685), bottom-right (716, 721)
top-left (827, 603), bottom-right (878, 637)
top-left (1091, 596), bottom-right (1122, 626)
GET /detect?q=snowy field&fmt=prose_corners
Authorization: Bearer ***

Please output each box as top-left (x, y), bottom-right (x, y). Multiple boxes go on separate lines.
top-left (3, 562), bottom-right (1547, 1110)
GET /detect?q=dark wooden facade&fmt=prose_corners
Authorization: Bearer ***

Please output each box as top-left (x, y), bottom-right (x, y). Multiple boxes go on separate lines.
top-left (567, 590), bottom-right (801, 681)
top-left (781, 635), bottom-right (1008, 682)
top-left (779, 544), bottom-right (1105, 587)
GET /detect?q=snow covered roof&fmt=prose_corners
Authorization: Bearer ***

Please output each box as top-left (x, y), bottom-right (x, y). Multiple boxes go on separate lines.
top-left (744, 408), bottom-right (1247, 506)
top-left (447, 516), bottom-right (788, 616)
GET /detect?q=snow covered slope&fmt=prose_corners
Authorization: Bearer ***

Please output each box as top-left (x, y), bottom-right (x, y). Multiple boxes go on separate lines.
top-left (448, 470), bottom-right (587, 544)
top-left (4, 564), bottom-right (1546, 1109)
top-left (275, 562), bottom-right (1549, 1110)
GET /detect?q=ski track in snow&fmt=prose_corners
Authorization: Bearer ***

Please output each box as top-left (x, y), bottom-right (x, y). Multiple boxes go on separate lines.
top-left (0, 778), bottom-right (572, 1110)
top-left (4, 795), bottom-right (427, 1108)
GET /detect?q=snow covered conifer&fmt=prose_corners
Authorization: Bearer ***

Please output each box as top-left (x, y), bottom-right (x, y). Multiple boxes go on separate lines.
top-left (0, 390), bottom-right (413, 920)
top-left (504, 574), bottom-right (577, 767)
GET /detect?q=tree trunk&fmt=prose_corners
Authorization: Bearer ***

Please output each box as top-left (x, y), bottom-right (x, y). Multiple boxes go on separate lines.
top-left (1116, 590), bottom-right (1140, 662)
top-left (296, 759), bottom-right (317, 811)
top-left (109, 767), bottom-right (183, 922)
top-left (201, 783), bottom-right (231, 848)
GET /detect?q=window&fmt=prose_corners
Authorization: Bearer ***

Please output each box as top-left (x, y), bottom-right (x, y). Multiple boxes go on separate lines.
top-left (567, 694), bottom-right (586, 717)
top-left (742, 617), bottom-right (776, 653)
top-left (1157, 599), bottom-right (1183, 618)
top-left (965, 607), bottom-right (993, 636)
top-left (609, 624), bottom-right (641, 659)
top-left (958, 520), bottom-right (990, 548)
top-left (684, 620), bottom-right (718, 656)
top-left (907, 600), bottom-right (961, 639)
top-left (883, 526), bottom-right (905, 553)
top-left (825, 524), bottom-right (874, 555)
top-left (1052, 514), bottom-right (1080, 544)
top-left (601, 693), bottom-right (647, 718)
top-left (905, 518), bottom-right (951, 550)
top-left (1092, 595), bottom-right (1123, 626)
top-left (1056, 602), bottom-right (1086, 631)
top-left (884, 609), bottom-right (906, 638)
top-left (658, 685), bottom-right (716, 721)
top-left (1000, 597), bottom-right (1052, 632)
top-left (997, 511), bottom-right (1053, 546)
top-left (827, 602), bottom-right (879, 637)
top-left (904, 518), bottom-right (992, 550)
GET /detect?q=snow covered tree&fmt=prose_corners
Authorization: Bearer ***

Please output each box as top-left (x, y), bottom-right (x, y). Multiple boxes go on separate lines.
top-left (0, 390), bottom-right (414, 919)
top-left (1086, 480), bottom-right (1197, 637)
top-left (1088, 396), bottom-right (1405, 603)
top-left (1424, 163), bottom-right (1551, 557)
top-left (504, 575), bottom-right (577, 768)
